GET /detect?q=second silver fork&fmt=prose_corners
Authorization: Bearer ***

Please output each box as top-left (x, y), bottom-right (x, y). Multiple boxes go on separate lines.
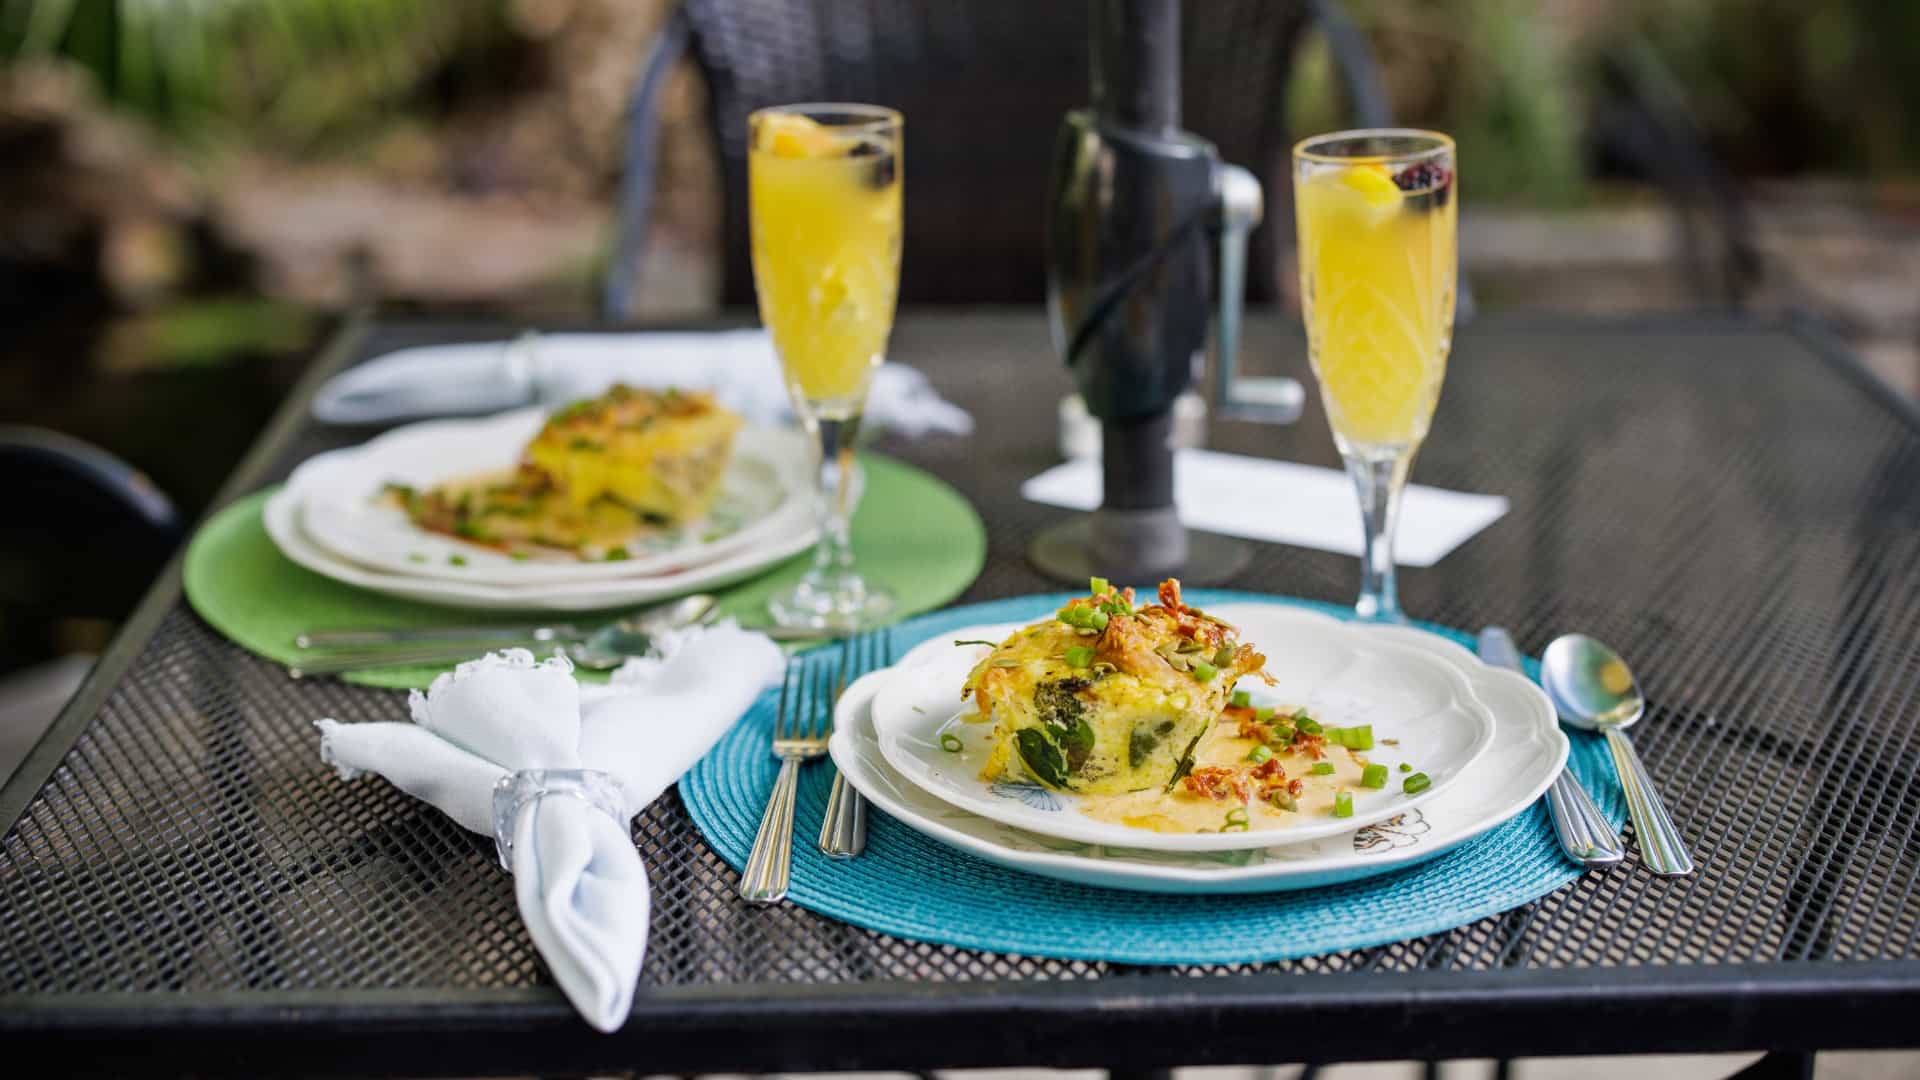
top-left (738, 653), bottom-right (840, 903)
top-left (818, 630), bottom-right (891, 858)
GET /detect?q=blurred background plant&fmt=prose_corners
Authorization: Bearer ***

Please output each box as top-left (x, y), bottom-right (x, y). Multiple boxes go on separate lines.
top-left (0, 0), bottom-right (506, 151)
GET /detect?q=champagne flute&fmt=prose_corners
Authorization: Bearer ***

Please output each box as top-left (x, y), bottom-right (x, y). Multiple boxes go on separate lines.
top-left (749, 103), bottom-right (903, 629)
top-left (1293, 129), bottom-right (1458, 622)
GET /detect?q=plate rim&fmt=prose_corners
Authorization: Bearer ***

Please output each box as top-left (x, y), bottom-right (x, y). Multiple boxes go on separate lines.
top-left (262, 482), bottom-right (814, 612)
top-left (867, 609), bottom-right (1501, 852)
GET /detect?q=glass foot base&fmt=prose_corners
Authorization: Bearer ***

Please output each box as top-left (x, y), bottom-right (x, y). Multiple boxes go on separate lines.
top-left (767, 571), bottom-right (894, 631)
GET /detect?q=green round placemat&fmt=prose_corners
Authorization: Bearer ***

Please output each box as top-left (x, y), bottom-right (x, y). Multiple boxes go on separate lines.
top-left (184, 453), bottom-right (985, 690)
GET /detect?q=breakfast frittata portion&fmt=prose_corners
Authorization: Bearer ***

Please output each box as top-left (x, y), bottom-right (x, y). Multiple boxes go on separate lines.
top-left (386, 384), bottom-right (744, 561)
top-left (963, 578), bottom-right (1273, 795)
top-left (524, 384), bottom-right (742, 521)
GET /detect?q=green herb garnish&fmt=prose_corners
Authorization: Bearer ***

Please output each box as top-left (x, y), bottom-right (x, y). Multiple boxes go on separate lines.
top-left (1361, 763), bottom-right (1389, 789)
top-left (1310, 762), bottom-right (1335, 776)
top-left (1190, 660), bottom-right (1218, 683)
top-left (1403, 772), bottom-right (1432, 795)
top-left (1246, 744), bottom-right (1274, 764)
top-left (1222, 807), bottom-right (1250, 832)
top-left (953, 639), bottom-right (999, 648)
top-left (1333, 790), bottom-right (1354, 818)
top-left (939, 733), bottom-right (964, 753)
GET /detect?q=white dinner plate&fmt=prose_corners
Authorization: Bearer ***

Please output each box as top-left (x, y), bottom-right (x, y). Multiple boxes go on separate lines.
top-left (298, 409), bottom-right (814, 584)
top-left (868, 606), bottom-right (1498, 852)
top-left (828, 608), bottom-right (1568, 893)
top-left (263, 480), bottom-right (813, 612)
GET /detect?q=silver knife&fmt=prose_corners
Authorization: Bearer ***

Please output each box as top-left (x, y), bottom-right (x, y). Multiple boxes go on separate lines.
top-left (1478, 627), bottom-right (1626, 866)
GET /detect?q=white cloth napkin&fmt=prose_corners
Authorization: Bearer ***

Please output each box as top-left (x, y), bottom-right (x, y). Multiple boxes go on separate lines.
top-left (315, 623), bottom-right (784, 1031)
top-left (312, 330), bottom-right (973, 437)
top-left (1022, 448), bottom-right (1510, 567)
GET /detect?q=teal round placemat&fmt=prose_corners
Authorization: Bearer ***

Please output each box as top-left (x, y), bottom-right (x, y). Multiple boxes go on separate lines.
top-left (680, 591), bottom-right (1627, 965)
top-left (184, 453), bottom-right (985, 690)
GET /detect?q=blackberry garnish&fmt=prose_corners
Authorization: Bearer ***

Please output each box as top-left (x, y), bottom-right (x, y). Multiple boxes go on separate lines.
top-left (849, 140), bottom-right (896, 190)
top-left (1394, 161), bottom-right (1451, 210)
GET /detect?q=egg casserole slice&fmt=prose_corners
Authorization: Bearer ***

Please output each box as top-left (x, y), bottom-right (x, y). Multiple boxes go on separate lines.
top-left (962, 578), bottom-right (1273, 795)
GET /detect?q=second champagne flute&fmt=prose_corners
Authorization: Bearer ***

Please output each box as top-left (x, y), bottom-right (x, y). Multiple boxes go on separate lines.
top-left (1293, 129), bottom-right (1458, 622)
top-left (748, 103), bottom-right (903, 629)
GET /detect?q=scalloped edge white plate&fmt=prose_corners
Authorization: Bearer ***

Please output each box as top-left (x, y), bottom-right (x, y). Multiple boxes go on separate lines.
top-left (868, 606), bottom-right (1498, 852)
top-left (828, 607), bottom-right (1568, 893)
top-left (262, 481), bottom-right (814, 612)
top-left (297, 409), bottom-right (814, 584)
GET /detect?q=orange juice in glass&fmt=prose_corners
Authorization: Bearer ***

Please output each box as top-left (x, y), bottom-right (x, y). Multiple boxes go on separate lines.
top-left (1294, 129), bottom-right (1457, 621)
top-left (749, 103), bottom-right (902, 628)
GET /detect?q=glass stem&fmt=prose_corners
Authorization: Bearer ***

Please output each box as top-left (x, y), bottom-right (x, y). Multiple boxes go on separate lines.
top-left (810, 414), bottom-right (861, 575)
top-left (1343, 446), bottom-right (1414, 622)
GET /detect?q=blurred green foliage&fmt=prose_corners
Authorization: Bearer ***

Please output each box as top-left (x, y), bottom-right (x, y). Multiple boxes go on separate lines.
top-left (1622, 0), bottom-right (1920, 176)
top-left (0, 0), bottom-right (504, 151)
top-left (1289, 0), bottom-right (1587, 205)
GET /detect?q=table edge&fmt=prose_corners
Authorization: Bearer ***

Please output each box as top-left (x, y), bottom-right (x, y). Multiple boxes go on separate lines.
top-left (2, 961), bottom-right (1918, 1074)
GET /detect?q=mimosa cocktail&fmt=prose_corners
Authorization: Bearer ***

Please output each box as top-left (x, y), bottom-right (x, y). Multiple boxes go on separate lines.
top-left (749, 104), bottom-right (902, 628)
top-left (1294, 130), bottom-right (1457, 621)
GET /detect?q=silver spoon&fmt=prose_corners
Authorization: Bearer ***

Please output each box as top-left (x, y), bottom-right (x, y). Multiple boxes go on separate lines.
top-left (1541, 634), bottom-right (1694, 876)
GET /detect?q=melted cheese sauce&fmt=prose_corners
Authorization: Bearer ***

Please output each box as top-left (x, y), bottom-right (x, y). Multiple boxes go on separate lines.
top-left (1078, 717), bottom-right (1369, 834)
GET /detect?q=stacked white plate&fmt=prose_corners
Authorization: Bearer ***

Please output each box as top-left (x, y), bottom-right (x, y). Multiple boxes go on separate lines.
top-left (265, 408), bottom-right (821, 612)
top-left (829, 604), bottom-right (1571, 893)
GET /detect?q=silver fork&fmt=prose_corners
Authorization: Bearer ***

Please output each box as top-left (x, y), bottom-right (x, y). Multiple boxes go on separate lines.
top-left (738, 652), bottom-right (841, 903)
top-left (817, 630), bottom-right (892, 858)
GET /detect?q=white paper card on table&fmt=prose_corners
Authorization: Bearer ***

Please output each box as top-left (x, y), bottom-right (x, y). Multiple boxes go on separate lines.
top-left (1020, 449), bottom-right (1508, 567)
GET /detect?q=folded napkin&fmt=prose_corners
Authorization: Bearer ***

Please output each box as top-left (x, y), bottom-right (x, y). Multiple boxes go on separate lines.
top-left (315, 622), bottom-right (783, 1031)
top-left (312, 330), bottom-right (973, 437)
top-left (1022, 448), bottom-right (1510, 567)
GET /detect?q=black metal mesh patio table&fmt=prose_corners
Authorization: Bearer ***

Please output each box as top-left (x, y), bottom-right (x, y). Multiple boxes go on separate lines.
top-left (3, 310), bottom-right (1918, 1076)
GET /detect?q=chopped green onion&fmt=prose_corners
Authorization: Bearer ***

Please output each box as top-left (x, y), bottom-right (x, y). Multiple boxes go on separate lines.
top-left (1296, 713), bottom-right (1323, 735)
top-left (939, 733), bottom-right (964, 753)
top-left (448, 554), bottom-right (468, 567)
top-left (1222, 807), bottom-right (1250, 832)
top-left (1403, 772), bottom-right (1432, 795)
top-left (604, 546), bottom-right (629, 562)
top-left (1267, 789), bottom-right (1298, 812)
top-left (1333, 790), bottom-right (1354, 818)
top-left (1190, 660), bottom-right (1218, 683)
top-left (1268, 724), bottom-right (1296, 746)
top-left (1253, 705), bottom-right (1275, 722)
top-left (953, 639), bottom-right (999, 647)
top-left (1213, 643), bottom-right (1238, 667)
top-left (1230, 690), bottom-right (1252, 709)
top-left (1088, 609), bottom-right (1110, 631)
top-left (1064, 645), bottom-right (1095, 668)
top-left (1400, 762), bottom-right (1413, 773)
top-left (991, 658), bottom-right (1022, 668)
top-left (1361, 763), bottom-right (1389, 789)
top-left (1310, 762), bottom-right (1335, 776)
top-left (1090, 576), bottom-right (1110, 595)
top-left (1245, 744), bottom-right (1273, 764)
top-left (1330, 724), bottom-right (1374, 751)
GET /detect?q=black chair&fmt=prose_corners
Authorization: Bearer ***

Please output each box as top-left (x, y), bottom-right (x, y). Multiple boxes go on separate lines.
top-left (0, 427), bottom-right (180, 674)
top-left (603, 0), bottom-right (1392, 316)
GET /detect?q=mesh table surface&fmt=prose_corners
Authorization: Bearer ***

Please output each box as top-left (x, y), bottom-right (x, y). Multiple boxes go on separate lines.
top-left (2, 311), bottom-right (1917, 1067)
